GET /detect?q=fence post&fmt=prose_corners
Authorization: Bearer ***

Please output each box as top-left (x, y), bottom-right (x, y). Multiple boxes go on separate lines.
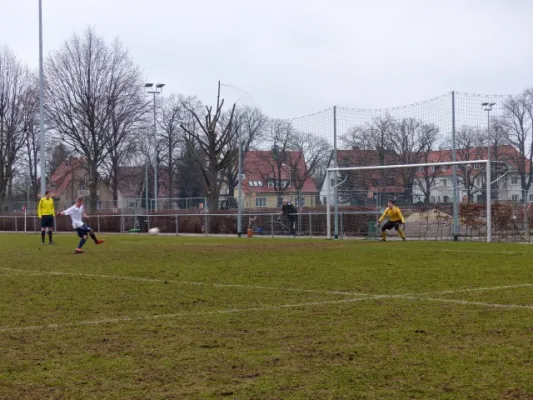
top-left (340, 211), bottom-right (344, 239)
top-left (97, 215), bottom-right (100, 233)
top-left (309, 212), bottom-right (312, 238)
top-left (204, 213), bottom-right (208, 236)
top-left (15, 216), bottom-right (18, 232)
top-left (120, 215), bottom-right (124, 233)
top-left (271, 213), bottom-right (274, 238)
top-left (176, 215), bottom-right (179, 236)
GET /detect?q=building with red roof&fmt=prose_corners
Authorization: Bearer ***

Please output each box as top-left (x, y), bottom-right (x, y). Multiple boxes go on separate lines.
top-left (235, 150), bottom-right (319, 209)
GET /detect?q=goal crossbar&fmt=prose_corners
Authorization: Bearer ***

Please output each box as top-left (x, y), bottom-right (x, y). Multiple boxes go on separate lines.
top-left (326, 160), bottom-right (491, 242)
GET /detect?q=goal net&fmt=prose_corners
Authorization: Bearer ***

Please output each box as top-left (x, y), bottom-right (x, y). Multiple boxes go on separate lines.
top-left (325, 160), bottom-right (494, 242)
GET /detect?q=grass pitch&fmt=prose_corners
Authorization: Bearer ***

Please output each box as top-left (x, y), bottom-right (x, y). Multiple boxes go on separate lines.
top-left (0, 234), bottom-right (532, 399)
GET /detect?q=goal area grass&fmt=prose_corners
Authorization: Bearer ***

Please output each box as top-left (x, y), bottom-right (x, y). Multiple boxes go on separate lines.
top-left (0, 234), bottom-right (531, 399)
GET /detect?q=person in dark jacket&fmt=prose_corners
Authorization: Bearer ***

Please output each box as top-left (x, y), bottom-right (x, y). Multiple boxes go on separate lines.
top-left (281, 198), bottom-right (298, 236)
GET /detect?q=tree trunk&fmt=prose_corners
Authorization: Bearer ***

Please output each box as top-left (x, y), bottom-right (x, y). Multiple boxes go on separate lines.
top-left (88, 162), bottom-right (98, 212)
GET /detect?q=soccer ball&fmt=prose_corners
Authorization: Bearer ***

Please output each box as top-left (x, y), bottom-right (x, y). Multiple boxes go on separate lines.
top-left (148, 227), bottom-right (160, 236)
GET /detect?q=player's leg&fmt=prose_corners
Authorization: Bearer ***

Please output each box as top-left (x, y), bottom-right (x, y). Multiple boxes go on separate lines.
top-left (395, 222), bottom-right (406, 240)
top-left (40, 219), bottom-right (46, 243)
top-left (47, 218), bottom-right (54, 244)
top-left (87, 226), bottom-right (104, 244)
top-left (75, 228), bottom-right (87, 253)
top-left (381, 221), bottom-right (394, 241)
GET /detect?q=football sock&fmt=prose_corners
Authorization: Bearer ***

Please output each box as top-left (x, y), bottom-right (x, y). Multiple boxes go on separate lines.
top-left (48, 231), bottom-right (53, 243)
top-left (89, 232), bottom-right (98, 243)
top-left (41, 231), bottom-right (45, 243)
top-left (398, 229), bottom-right (406, 239)
top-left (78, 238), bottom-right (87, 249)
top-left (381, 231), bottom-right (387, 241)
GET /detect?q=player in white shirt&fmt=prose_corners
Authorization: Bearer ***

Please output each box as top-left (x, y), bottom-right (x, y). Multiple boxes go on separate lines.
top-left (57, 196), bottom-right (105, 254)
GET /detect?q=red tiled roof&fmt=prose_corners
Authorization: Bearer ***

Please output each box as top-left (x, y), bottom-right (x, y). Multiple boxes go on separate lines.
top-left (241, 151), bottom-right (318, 194)
top-left (38, 158), bottom-right (86, 198)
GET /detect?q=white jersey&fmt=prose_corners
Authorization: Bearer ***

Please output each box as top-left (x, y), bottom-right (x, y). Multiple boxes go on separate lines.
top-left (63, 204), bottom-right (85, 229)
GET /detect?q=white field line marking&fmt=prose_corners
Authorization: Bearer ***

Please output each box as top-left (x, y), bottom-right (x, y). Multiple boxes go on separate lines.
top-left (1, 291), bottom-right (532, 334)
top-left (417, 284), bottom-right (533, 296)
top-left (0, 267), bottom-right (371, 297)
top-left (1, 267), bottom-right (532, 298)
top-left (402, 296), bottom-right (533, 310)
top-left (0, 295), bottom-right (398, 333)
top-left (371, 247), bottom-right (525, 255)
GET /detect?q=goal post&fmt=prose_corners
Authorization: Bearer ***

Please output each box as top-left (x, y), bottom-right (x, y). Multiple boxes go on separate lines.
top-left (326, 160), bottom-right (491, 242)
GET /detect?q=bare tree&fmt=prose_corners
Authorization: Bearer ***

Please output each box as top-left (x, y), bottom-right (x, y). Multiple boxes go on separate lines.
top-left (498, 91), bottom-right (533, 198)
top-left (390, 118), bottom-right (440, 202)
top-left (455, 126), bottom-right (486, 203)
top-left (45, 28), bottom-right (145, 211)
top-left (158, 94), bottom-right (183, 201)
top-left (19, 77), bottom-right (40, 204)
top-left (415, 140), bottom-right (445, 204)
top-left (288, 131), bottom-right (331, 205)
top-left (180, 81), bottom-right (238, 211)
top-left (252, 119), bottom-right (296, 206)
top-left (0, 47), bottom-right (30, 211)
top-left (102, 39), bottom-right (148, 205)
top-left (222, 106), bottom-right (267, 199)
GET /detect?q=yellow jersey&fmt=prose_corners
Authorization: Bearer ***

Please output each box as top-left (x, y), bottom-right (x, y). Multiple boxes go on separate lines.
top-left (378, 206), bottom-right (405, 223)
top-left (38, 197), bottom-right (55, 218)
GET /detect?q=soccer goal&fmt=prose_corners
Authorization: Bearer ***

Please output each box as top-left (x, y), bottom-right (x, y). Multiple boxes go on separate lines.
top-left (325, 160), bottom-right (492, 242)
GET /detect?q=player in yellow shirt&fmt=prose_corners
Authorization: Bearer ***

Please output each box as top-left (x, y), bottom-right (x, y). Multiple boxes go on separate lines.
top-left (378, 200), bottom-right (406, 241)
top-left (38, 191), bottom-right (56, 244)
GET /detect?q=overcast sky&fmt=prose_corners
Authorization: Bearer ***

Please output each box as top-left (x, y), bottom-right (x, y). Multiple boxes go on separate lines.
top-left (2, 0), bottom-right (532, 118)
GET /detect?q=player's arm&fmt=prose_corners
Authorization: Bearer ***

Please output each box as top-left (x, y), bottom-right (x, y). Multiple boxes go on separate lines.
top-left (378, 208), bottom-right (388, 223)
top-left (58, 205), bottom-right (75, 216)
top-left (37, 199), bottom-right (42, 219)
top-left (398, 208), bottom-right (405, 224)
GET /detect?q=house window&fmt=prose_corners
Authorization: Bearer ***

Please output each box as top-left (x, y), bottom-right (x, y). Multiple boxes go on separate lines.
top-left (255, 197), bottom-right (267, 207)
top-left (441, 179), bottom-right (447, 187)
top-left (511, 177), bottom-right (518, 185)
top-left (437, 196), bottom-right (441, 203)
top-left (418, 167), bottom-right (424, 172)
top-left (430, 166), bottom-right (436, 172)
top-left (474, 163), bottom-right (480, 169)
top-left (512, 195), bottom-right (519, 202)
top-left (79, 181), bottom-right (85, 190)
top-left (430, 196), bottom-right (436, 203)
top-left (529, 194), bottom-right (533, 202)
top-left (268, 180), bottom-right (274, 188)
top-left (443, 196), bottom-right (449, 203)
top-left (441, 165), bottom-right (447, 171)
top-left (475, 178), bottom-right (481, 187)
top-left (295, 197), bottom-right (305, 206)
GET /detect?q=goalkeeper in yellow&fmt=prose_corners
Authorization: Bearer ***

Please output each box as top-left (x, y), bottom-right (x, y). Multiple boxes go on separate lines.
top-left (378, 200), bottom-right (406, 241)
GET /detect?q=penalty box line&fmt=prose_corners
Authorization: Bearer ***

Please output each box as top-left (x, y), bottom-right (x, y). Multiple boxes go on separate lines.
top-left (1, 267), bottom-right (532, 299)
top-left (0, 288), bottom-right (532, 334)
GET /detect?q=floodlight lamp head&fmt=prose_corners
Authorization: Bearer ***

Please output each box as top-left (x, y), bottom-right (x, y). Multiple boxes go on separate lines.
top-left (156, 83), bottom-right (165, 89)
top-left (144, 83), bottom-right (154, 88)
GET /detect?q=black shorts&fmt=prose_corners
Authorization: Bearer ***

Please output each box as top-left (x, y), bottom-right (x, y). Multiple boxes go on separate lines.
top-left (41, 215), bottom-right (55, 228)
top-left (75, 224), bottom-right (92, 238)
top-left (382, 220), bottom-right (402, 231)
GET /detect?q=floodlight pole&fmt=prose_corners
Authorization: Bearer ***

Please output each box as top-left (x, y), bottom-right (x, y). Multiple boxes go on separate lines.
top-left (326, 170), bottom-right (331, 239)
top-left (451, 91), bottom-right (460, 241)
top-left (333, 106), bottom-right (339, 239)
top-left (482, 102), bottom-right (496, 202)
top-left (145, 83), bottom-right (164, 211)
top-left (237, 119), bottom-right (243, 237)
top-left (38, 0), bottom-right (46, 198)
